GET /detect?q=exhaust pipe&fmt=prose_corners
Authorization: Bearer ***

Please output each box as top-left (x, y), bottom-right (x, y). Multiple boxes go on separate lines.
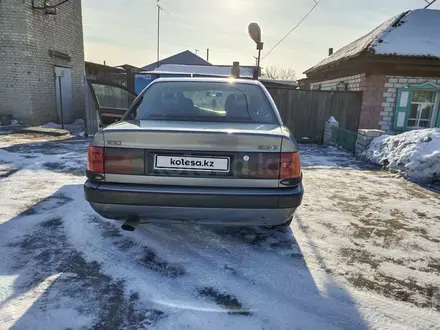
top-left (121, 216), bottom-right (140, 232)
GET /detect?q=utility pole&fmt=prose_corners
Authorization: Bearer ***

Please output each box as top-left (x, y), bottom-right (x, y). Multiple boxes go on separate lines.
top-left (157, 0), bottom-right (160, 67)
top-left (156, 0), bottom-right (171, 68)
top-left (206, 48), bottom-right (210, 62)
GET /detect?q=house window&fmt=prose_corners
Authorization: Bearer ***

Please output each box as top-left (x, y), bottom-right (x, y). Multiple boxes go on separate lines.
top-left (407, 90), bottom-right (438, 128)
top-left (394, 82), bottom-right (440, 131)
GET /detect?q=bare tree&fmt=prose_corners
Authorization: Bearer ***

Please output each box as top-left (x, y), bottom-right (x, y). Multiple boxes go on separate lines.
top-left (263, 66), bottom-right (296, 80)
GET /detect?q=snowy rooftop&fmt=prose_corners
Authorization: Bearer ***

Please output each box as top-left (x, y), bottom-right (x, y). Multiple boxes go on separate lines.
top-left (305, 9), bottom-right (440, 73)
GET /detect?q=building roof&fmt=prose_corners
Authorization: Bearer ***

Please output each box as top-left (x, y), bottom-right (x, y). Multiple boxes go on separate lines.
top-left (115, 64), bottom-right (144, 71)
top-left (143, 64), bottom-right (254, 78)
top-left (305, 9), bottom-right (440, 74)
top-left (142, 50), bottom-right (211, 71)
top-left (85, 61), bottom-right (125, 73)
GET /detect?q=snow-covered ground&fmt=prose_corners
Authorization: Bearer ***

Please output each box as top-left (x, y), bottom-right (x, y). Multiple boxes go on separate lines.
top-left (0, 120), bottom-right (23, 136)
top-left (363, 128), bottom-right (440, 184)
top-left (0, 119), bottom-right (86, 137)
top-left (42, 119), bottom-right (86, 136)
top-left (0, 135), bottom-right (439, 329)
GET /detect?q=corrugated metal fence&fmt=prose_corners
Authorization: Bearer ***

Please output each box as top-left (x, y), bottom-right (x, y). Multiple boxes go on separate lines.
top-left (267, 88), bottom-right (363, 144)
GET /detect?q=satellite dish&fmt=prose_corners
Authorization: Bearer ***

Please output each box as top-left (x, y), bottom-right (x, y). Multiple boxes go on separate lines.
top-left (248, 23), bottom-right (261, 44)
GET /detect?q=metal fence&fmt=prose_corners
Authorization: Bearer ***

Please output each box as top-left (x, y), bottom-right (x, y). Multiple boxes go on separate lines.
top-left (330, 126), bottom-right (358, 153)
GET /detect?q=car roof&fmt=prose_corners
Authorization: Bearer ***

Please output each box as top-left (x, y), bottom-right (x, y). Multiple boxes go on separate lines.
top-left (152, 77), bottom-right (261, 85)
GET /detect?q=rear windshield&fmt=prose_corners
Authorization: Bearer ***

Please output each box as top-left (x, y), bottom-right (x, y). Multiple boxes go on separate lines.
top-left (131, 81), bottom-right (278, 124)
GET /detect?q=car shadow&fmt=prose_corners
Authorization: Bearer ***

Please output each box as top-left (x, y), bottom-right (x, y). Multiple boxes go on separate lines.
top-left (0, 184), bottom-right (369, 329)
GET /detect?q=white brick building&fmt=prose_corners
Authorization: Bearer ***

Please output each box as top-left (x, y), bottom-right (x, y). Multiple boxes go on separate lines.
top-left (0, 0), bottom-right (85, 125)
top-left (305, 9), bottom-right (440, 133)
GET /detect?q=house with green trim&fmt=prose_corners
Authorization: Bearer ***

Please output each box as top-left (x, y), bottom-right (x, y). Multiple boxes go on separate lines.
top-left (303, 8), bottom-right (440, 133)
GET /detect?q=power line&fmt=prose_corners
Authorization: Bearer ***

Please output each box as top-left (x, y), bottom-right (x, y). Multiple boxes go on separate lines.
top-left (262, 0), bottom-right (319, 60)
top-left (156, 0), bottom-right (171, 66)
top-left (158, 4), bottom-right (172, 16)
top-left (424, 0), bottom-right (437, 8)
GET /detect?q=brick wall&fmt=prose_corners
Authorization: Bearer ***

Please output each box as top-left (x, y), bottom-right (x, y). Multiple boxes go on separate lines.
top-left (310, 74), bottom-right (364, 91)
top-left (355, 129), bottom-right (385, 156)
top-left (0, 0), bottom-right (85, 125)
top-left (379, 76), bottom-right (440, 133)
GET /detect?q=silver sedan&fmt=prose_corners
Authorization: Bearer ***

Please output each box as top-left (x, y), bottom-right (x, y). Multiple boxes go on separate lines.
top-left (84, 78), bottom-right (303, 231)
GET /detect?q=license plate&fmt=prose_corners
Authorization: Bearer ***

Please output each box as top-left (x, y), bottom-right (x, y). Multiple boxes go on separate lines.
top-left (154, 155), bottom-right (230, 172)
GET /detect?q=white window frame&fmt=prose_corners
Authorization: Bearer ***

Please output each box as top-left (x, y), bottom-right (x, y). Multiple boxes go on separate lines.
top-left (407, 90), bottom-right (440, 129)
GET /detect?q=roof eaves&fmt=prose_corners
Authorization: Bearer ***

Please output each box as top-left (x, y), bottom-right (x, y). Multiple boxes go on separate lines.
top-left (369, 53), bottom-right (440, 61)
top-left (303, 52), bottom-right (369, 75)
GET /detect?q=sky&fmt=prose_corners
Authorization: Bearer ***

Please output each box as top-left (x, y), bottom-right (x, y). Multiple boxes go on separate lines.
top-left (82, 0), bottom-right (440, 78)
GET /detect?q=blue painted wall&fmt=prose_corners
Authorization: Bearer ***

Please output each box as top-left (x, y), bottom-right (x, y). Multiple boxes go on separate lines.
top-left (134, 74), bottom-right (157, 95)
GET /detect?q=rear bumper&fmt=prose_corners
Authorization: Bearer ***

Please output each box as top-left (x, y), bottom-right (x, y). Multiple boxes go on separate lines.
top-left (84, 180), bottom-right (303, 225)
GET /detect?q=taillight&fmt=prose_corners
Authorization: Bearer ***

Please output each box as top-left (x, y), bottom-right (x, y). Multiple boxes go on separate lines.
top-left (280, 152), bottom-right (301, 179)
top-left (87, 146), bottom-right (104, 173)
top-left (104, 148), bottom-right (144, 175)
top-left (237, 152), bottom-right (280, 179)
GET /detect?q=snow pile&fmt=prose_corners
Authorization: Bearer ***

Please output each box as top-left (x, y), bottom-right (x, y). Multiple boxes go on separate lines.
top-left (327, 116), bottom-right (338, 124)
top-left (41, 119), bottom-right (85, 136)
top-left (371, 9), bottom-right (440, 58)
top-left (0, 120), bottom-right (23, 135)
top-left (363, 128), bottom-right (440, 183)
top-left (42, 119), bottom-right (84, 129)
top-left (0, 119), bottom-right (22, 127)
top-left (42, 122), bottom-right (62, 129)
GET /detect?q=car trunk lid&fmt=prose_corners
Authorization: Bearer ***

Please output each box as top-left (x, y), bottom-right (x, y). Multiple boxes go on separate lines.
top-left (100, 120), bottom-right (287, 188)
top-left (103, 120), bottom-right (283, 152)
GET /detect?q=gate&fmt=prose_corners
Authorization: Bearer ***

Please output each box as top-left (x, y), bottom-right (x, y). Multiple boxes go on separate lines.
top-left (267, 88), bottom-right (363, 144)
